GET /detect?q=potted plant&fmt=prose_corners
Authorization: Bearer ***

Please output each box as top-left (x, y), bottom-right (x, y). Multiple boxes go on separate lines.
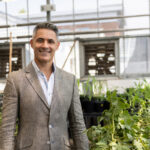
top-left (87, 81), bottom-right (150, 150)
top-left (79, 78), bottom-right (95, 113)
top-left (79, 78), bottom-right (109, 114)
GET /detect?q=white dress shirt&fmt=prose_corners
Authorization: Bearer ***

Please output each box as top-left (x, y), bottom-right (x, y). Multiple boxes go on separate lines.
top-left (32, 60), bottom-right (55, 106)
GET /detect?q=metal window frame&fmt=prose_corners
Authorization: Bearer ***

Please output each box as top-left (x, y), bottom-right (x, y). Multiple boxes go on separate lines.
top-left (78, 38), bottom-right (120, 80)
top-left (0, 42), bottom-right (26, 79)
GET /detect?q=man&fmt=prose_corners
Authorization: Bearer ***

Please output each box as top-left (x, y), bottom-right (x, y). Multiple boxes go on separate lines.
top-left (0, 23), bottom-right (89, 150)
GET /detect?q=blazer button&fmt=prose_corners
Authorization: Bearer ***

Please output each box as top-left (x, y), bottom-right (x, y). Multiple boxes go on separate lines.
top-left (47, 141), bottom-right (51, 144)
top-left (49, 124), bottom-right (53, 128)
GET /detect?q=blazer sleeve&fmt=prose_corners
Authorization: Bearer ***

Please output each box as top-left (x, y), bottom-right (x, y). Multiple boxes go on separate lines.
top-left (0, 73), bottom-right (18, 150)
top-left (68, 76), bottom-right (89, 150)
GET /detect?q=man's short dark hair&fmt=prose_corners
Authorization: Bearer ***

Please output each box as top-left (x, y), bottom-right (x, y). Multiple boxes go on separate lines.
top-left (33, 22), bottom-right (59, 39)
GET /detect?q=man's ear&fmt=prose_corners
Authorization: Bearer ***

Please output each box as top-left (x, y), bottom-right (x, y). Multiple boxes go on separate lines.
top-left (56, 41), bottom-right (60, 50)
top-left (30, 39), bottom-right (33, 49)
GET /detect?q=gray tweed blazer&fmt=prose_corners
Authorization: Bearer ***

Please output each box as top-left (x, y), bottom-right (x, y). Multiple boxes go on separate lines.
top-left (0, 63), bottom-right (89, 150)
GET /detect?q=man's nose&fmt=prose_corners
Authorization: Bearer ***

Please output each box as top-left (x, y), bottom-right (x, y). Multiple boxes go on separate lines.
top-left (42, 41), bottom-right (49, 48)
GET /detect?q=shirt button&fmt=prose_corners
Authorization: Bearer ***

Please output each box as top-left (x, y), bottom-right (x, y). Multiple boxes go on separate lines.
top-left (47, 141), bottom-right (51, 144)
top-left (49, 124), bottom-right (53, 128)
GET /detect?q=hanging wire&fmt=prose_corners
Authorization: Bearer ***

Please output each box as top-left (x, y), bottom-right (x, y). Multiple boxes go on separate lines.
top-left (9, 32), bottom-right (12, 73)
top-left (62, 40), bottom-right (76, 69)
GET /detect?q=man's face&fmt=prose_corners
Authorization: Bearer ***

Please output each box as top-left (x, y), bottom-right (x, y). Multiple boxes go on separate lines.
top-left (30, 29), bottom-right (60, 64)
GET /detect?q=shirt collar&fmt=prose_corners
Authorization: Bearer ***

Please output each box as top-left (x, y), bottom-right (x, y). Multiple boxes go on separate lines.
top-left (32, 60), bottom-right (55, 75)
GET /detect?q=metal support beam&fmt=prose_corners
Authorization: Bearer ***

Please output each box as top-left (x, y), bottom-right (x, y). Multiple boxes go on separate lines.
top-left (5, 2), bottom-right (8, 40)
top-left (1, 34), bottom-right (150, 43)
top-left (47, 0), bottom-right (51, 22)
top-left (0, 27), bottom-right (150, 41)
top-left (0, 14), bottom-right (150, 29)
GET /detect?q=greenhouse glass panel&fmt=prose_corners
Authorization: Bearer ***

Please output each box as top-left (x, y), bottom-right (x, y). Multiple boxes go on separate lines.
top-left (120, 37), bottom-right (150, 76)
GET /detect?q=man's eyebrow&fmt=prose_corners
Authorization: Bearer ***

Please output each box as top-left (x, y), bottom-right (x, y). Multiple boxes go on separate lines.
top-left (48, 39), bottom-right (55, 42)
top-left (36, 37), bottom-right (44, 40)
top-left (36, 38), bottom-right (45, 42)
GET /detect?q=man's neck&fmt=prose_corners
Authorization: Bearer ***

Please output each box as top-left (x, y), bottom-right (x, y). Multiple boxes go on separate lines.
top-left (35, 60), bottom-right (53, 80)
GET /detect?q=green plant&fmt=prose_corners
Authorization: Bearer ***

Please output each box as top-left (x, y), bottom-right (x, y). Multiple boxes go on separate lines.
top-left (87, 81), bottom-right (150, 150)
top-left (92, 78), bottom-right (106, 98)
top-left (80, 77), bottom-right (106, 101)
top-left (83, 78), bottom-right (93, 101)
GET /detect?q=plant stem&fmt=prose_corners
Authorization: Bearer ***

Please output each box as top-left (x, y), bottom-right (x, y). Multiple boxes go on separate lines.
top-left (112, 112), bottom-right (115, 141)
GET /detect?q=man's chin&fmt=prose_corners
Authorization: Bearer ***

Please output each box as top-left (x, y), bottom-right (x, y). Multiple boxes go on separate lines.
top-left (38, 59), bottom-right (51, 64)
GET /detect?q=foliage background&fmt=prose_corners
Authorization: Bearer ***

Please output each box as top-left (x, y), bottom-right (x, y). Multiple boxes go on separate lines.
top-left (87, 80), bottom-right (150, 150)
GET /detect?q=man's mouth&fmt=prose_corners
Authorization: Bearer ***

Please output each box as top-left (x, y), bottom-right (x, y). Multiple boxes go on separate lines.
top-left (39, 48), bottom-right (51, 53)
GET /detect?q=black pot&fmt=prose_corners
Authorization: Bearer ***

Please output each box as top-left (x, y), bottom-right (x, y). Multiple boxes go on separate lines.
top-left (94, 100), bottom-right (110, 113)
top-left (80, 96), bottom-right (95, 113)
top-left (80, 96), bottom-right (110, 113)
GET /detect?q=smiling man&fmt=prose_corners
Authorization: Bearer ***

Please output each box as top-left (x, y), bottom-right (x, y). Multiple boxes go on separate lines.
top-left (0, 23), bottom-right (89, 150)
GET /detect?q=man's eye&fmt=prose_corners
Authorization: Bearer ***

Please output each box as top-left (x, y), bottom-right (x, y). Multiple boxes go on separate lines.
top-left (48, 39), bottom-right (55, 44)
top-left (36, 38), bottom-right (43, 43)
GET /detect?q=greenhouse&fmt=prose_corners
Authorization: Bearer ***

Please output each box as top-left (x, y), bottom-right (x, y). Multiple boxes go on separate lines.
top-left (0, 0), bottom-right (150, 149)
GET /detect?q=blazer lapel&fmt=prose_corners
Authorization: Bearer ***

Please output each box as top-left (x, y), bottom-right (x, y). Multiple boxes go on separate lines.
top-left (50, 67), bottom-right (62, 112)
top-left (25, 63), bottom-right (50, 109)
